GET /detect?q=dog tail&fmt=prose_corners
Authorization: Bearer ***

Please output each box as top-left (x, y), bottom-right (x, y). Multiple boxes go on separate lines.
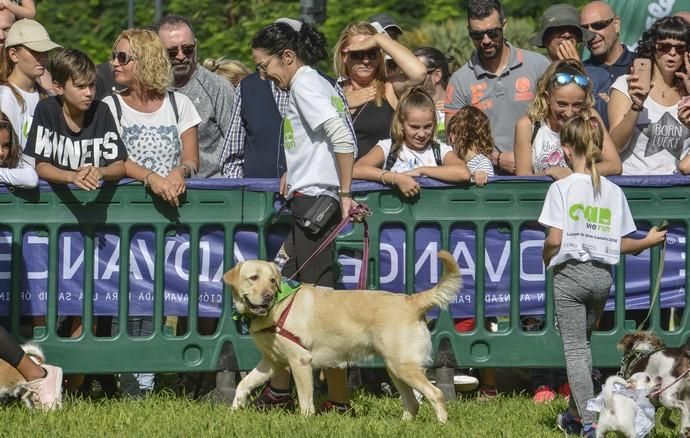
top-left (21, 342), bottom-right (45, 364)
top-left (412, 250), bottom-right (461, 314)
top-left (603, 375), bottom-right (626, 414)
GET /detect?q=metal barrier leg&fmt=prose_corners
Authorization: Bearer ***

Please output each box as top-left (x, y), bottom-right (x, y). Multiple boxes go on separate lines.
top-left (435, 366), bottom-right (456, 401)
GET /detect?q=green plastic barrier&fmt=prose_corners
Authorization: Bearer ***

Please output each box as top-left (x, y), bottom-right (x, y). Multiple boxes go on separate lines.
top-left (1, 179), bottom-right (688, 374)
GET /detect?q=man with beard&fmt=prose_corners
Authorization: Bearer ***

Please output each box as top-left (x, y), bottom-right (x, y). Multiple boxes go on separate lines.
top-left (157, 14), bottom-right (235, 178)
top-left (580, 2), bottom-right (635, 89)
top-left (445, 0), bottom-right (549, 174)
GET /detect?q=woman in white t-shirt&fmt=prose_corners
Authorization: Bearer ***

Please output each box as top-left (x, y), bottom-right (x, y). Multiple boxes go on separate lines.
top-left (515, 59), bottom-right (621, 179)
top-left (102, 29), bottom-right (200, 208)
top-left (608, 16), bottom-right (690, 175)
top-left (353, 87), bottom-right (470, 197)
top-left (539, 113), bottom-right (666, 436)
top-left (0, 111), bottom-right (37, 187)
top-left (0, 19), bottom-right (61, 150)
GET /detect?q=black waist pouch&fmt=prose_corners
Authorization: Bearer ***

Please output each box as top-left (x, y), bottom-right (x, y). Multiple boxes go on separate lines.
top-left (293, 195), bottom-right (340, 235)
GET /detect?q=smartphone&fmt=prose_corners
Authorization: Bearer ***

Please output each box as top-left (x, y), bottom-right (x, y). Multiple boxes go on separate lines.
top-left (680, 95), bottom-right (690, 110)
top-left (633, 58), bottom-right (652, 94)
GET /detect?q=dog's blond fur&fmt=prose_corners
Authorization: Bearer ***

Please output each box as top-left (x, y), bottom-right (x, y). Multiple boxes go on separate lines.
top-left (0, 343), bottom-right (45, 406)
top-left (224, 250), bottom-right (462, 422)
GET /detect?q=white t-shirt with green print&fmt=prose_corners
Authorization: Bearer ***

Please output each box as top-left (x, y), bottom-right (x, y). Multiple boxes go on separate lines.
top-left (283, 65), bottom-right (354, 199)
top-left (538, 173), bottom-right (636, 269)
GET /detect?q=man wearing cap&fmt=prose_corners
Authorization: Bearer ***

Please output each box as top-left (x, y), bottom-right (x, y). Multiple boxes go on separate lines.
top-left (0, 19), bottom-right (61, 150)
top-left (530, 3), bottom-right (611, 127)
top-left (445, 0), bottom-right (549, 174)
top-left (368, 13), bottom-right (402, 41)
top-left (157, 14), bottom-right (235, 178)
top-left (0, 9), bottom-right (14, 49)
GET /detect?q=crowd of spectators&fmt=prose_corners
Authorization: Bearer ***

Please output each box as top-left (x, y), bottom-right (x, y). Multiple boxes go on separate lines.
top-left (0, 0), bottom-right (689, 420)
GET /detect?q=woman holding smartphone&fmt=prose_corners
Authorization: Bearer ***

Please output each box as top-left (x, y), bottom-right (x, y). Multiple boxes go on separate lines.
top-left (608, 16), bottom-right (690, 175)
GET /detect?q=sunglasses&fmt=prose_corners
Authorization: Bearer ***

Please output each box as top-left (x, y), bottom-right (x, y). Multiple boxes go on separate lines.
top-left (468, 26), bottom-right (503, 41)
top-left (347, 49), bottom-right (379, 61)
top-left (656, 41), bottom-right (687, 56)
top-left (552, 72), bottom-right (590, 88)
top-left (255, 51), bottom-right (281, 74)
top-left (581, 17), bottom-right (615, 31)
top-left (167, 44), bottom-right (196, 59)
top-left (112, 51), bottom-right (136, 65)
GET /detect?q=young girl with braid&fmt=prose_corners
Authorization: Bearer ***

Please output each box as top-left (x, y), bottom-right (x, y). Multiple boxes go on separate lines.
top-left (538, 112), bottom-right (666, 437)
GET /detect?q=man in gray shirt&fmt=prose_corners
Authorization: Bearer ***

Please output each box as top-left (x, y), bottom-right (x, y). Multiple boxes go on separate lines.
top-left (445, 0), bottom-right (549, 174)
top-left (157, 14), bottom-right (235, 178)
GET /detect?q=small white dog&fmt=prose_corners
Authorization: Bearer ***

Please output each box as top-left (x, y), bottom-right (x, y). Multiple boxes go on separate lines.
top-left (595, 372), bottom-right (658, 438)
top-left (0, 343), bottom-right (45, 407)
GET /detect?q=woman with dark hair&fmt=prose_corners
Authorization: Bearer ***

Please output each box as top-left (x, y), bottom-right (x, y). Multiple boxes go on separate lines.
top-left (608, 16), bottom-right (690, 175)
top-left (515, 59), bottom-right (621, 179)
top-left (0, 111), bottom-right (37, 187)
top-left (251, 19), bottom-right (357, 413)
top-left (413, 47), bottom-right (452, 141)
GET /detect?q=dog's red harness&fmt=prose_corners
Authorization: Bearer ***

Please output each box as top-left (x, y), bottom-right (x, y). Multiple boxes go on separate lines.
top-left (256, 294), bottom-right (305, 349)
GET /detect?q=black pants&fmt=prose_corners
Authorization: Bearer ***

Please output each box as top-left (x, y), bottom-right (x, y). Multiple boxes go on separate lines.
top-left (0, 325), bottom-right (24, 368)
top-left (281, 195), bottom-right (340, 287)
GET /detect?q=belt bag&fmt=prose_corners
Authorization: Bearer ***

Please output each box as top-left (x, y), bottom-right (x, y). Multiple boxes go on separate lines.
top-left (297, 195), bottom-right (339, 234)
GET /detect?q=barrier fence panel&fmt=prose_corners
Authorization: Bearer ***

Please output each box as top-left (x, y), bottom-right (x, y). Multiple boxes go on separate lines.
top-left (0, 177), bottom-right (688, 373)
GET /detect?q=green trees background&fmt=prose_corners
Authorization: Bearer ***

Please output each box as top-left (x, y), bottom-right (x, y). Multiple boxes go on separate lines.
top-left (36, 0), bottom-right (589, 70)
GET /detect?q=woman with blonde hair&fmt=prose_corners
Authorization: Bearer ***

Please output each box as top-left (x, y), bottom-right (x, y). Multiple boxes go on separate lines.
top-left (102, 28), bottom-right (200, 397)
top-left (102, 28), bottom-right (200, 208)
top-left (333, 21), bottom-right (426, 157)
top-left (203, 58), bottom-right (250, 87)
top-left (514, 59), bottom-right (621, 179)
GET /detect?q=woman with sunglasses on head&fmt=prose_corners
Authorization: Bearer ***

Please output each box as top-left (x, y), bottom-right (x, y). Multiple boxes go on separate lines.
top-left (333, 22), bottom-right (426, 158)
top-left (608, 16), bottom-right (690, 175)
top-left (250, 19), bottom-right (359, 414)
top-left (514, 59), bottom-right (622, 180)
top-left (102, 29), bottom-right (200, 208)
top-left (0, 111), bottom-right (37, 188)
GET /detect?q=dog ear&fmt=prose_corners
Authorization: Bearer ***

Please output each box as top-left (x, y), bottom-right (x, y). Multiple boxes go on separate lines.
top-left (223, 262), bottom-right (243, 291)
top-left (271, 262), bottom-right (281, 289)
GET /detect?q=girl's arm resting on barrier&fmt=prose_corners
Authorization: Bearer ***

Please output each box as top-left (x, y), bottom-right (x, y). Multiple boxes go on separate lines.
top-left (621, 227), bottom-right (667, 254)
top-left (412, 152), bottom-right (471, 183)
top-left (594, 109), bottom-right (623, 176)
top-left (0, 164), bottom-right (38, 188)
top-left (35, 161), bottom-right (99, 191)
top-left (514, 116), bottom-right (535, 176)
top-left (99, 160), bottom-right (126, 181)
top-left (542, 227), bottom-right (562, 266)
top-left (352, 145), bottom-right (387, 182)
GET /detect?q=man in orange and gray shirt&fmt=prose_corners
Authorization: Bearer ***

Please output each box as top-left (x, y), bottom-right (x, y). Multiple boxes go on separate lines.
top-left (445, 0), bottom-right (549, 174)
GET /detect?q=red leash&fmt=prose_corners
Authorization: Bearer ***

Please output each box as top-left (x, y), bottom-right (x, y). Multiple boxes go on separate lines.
top-left (288, 204), bottom-right (371, 289)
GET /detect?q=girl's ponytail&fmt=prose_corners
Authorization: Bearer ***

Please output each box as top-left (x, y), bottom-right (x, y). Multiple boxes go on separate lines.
top-left (560, 111), bottom-right (604, 195)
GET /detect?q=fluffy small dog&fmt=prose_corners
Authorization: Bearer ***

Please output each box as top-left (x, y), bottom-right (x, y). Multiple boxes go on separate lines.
top-left (224, 250), bottom-right (462, 423)
top-left (596, 372), bottom-right (658, 438)
top-left (0, 343), bottom-right (45, 407)
top-left (618, 331), bottom-right (690, 436)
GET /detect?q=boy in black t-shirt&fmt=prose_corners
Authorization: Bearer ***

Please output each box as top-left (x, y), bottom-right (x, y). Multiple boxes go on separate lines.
top-left (25, 49), bottom-right (126, 190)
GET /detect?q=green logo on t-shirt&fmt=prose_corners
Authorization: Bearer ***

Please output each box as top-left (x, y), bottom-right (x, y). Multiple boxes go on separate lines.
top-left (331, 96), bottom-right (345, 114)
top-left (283, 118), bottom-right (295, 150)
top-left (569, 203), bottom-right (611, 232)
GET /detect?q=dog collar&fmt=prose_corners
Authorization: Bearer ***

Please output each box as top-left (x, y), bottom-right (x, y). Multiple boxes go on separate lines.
top-left (276, 278), bottom-right (301, 303)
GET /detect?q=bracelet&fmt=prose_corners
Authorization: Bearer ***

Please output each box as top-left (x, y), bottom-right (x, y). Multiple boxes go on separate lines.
top-left (180, 160), bottom-right (197, 177)
top-left (143, 171), bottom-right (155, 188)
top-left (380, 171), bottom-right (390, 185)
top-left (338, 191), bottom-right (352, 198)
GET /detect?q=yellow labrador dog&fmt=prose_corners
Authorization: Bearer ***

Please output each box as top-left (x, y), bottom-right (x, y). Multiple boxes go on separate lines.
top-left (224, 250), bottom-right (461, 423)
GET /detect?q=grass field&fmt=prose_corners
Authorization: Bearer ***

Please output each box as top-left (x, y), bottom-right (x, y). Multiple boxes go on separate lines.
top-left (0, 389), bottom-right (683, 437)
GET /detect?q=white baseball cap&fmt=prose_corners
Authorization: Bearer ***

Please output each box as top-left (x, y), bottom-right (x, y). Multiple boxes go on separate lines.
top-left (5, 19), bottom-right (62, 52)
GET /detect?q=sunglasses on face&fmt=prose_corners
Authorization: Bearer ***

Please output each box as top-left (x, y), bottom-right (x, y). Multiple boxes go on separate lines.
top-left (656, 41), bottom-right (687, 56)
top-left (112, 51), bottom-right (136, 65)
top-left (552, 72), bottom-right (590, 88)
top-left (468, 26), bottom-right (503, 41)
top-left (255, 51), bottom-right (281, 74)
top-left (581, 17), bottom-right (615, 31)
top-left (167, 44), bottom-right (196, 59)
top-left (347, 49), bottom-right (379, 61)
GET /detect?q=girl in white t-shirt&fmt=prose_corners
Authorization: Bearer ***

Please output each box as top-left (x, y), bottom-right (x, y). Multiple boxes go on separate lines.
top-left (353, 87), bottom-right (470, 197)
top-left (538, 113), bottom-right (666, 436)
top-left (446, 105), bottom-right (495, 186)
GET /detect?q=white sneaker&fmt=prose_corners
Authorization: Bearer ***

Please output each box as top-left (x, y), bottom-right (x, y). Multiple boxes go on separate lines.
top-left (454, 374), bottom-right (479, 392)
top-left (20, 364), bottom-right (63, 410)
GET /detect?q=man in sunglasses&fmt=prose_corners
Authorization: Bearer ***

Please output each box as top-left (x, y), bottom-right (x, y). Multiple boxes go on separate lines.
top-left (445, 0), bottom-right (549, 175)
top-left (157, 14), bottom-right (235, 179)
top-left (581, 2), bottom-right (635, 86)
